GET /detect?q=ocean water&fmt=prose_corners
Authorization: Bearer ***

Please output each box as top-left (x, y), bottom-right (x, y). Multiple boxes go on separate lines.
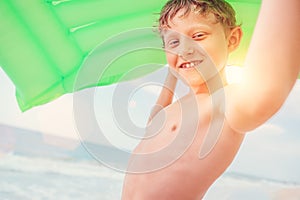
top-left (0, 154), bottom-right (124, 200)
top-left (0, 122), bottom-right (126, 200)
top-left (1, 153), bottom-right (299, 200)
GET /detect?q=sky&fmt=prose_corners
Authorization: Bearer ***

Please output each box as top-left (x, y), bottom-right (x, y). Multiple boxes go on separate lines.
top-left (1, 66), bottom-right (300, 183)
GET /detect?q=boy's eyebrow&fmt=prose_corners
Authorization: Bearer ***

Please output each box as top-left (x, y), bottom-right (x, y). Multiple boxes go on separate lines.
top-left (163, 23), bottom-right (212, 36)
top-left (161, 25), bottom-right (212, 41)
top-left (161, 33), bottom-right (178, 43)
top-left (186, 24), bottom-right (212, 34)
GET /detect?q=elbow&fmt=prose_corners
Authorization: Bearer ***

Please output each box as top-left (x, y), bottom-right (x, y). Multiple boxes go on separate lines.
top-left (251, 97), bottom-right (283, 125)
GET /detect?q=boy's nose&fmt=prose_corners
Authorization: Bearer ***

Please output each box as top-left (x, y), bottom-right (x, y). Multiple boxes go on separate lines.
top-left (178, 46), bottom-right (195, 60)
top-left (177, 37), bottom-right (195, 59)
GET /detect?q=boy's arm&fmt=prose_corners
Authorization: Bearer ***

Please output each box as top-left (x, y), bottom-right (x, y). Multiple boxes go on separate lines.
top-left (148, 69), bottom-right (177, 123)
top-left (226, 0), bottom-right (300, 132)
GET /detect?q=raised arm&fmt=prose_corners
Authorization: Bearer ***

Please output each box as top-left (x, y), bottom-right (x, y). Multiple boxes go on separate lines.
top-left (226, 0), bottom-right (300, 132)
top-left (147, 69), bottom-right (177, 124)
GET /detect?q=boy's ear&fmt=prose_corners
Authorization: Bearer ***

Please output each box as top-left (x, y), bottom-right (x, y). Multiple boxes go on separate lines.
top-left (227, 26), bottom-right (243, 52)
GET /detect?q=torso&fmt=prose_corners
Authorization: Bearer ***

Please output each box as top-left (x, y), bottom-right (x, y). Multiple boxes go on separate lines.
top-left (122, 90), bottom-right (245, 200)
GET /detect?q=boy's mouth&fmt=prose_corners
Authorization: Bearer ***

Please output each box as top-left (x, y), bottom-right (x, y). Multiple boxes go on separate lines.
top-left (179, 60), bottom-right (203, 69)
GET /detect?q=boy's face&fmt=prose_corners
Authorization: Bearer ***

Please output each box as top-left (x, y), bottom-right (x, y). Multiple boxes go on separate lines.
top-left (162, 9), bottom-right (232, 86)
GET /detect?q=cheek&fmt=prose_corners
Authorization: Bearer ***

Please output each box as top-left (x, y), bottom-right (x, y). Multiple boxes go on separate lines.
top-left (202, 40), bottom-right (228, 68)
top-left (166, 52), bottom-right (177, 68)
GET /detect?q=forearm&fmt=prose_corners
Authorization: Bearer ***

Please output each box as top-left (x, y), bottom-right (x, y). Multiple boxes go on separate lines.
top-left (243, 0), bottom-right (300, 93)
top-left (227, 0), bottom-right (300, 132)
top-left (148, 72), bottom-right (177, 122)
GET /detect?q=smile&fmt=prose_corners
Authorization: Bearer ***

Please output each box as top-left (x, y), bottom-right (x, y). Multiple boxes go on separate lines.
top-left (179, 60), bottom-right (203, 69)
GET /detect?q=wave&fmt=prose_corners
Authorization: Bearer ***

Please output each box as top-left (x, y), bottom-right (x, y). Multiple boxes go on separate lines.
top-left (2, 154), bottom-right (300, 200)
top-left (1, 154), bottom-right (299, 187)
top-left (0, 154), bottom-right (124, 181)
top-left (223, 172), bottom-right (300, 187)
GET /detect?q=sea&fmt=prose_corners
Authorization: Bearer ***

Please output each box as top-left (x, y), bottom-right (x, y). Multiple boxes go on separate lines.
top-left (1, 117), bottom-right (300, 200)
top-left (1, 153), bottom-right (299, 200)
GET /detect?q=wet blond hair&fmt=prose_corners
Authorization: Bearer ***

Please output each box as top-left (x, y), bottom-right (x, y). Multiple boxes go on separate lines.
top-left (158, 0), bottom-right (238, 32)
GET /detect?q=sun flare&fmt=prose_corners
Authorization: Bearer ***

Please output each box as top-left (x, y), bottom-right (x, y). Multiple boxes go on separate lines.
top-left (226, 66), bottom-right (245, 84)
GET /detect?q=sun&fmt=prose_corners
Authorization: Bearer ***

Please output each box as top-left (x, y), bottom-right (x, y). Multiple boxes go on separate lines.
top-left (226, 65), bottom-right (245, 84)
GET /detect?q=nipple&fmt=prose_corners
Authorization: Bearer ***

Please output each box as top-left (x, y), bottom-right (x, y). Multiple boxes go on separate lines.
top-left (171, 125), bottom-right (177, 132)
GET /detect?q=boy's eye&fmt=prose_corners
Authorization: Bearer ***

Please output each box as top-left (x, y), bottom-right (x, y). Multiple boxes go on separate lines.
top-left (166, 39), bottom-right (179, 49)
top-left (192, 33), bottom-right (205, 40)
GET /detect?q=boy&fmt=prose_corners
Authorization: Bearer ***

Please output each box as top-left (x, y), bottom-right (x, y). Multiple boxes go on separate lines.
top-left (122, 0), bottom-right (300, 199)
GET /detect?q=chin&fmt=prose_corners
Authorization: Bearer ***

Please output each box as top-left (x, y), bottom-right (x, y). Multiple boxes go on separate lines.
top-left (180, 75), bottom-right (204, 87)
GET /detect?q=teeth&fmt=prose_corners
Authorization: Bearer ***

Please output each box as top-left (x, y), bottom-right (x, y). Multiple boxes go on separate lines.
top-left (181, 61), bottom-right (200, 68)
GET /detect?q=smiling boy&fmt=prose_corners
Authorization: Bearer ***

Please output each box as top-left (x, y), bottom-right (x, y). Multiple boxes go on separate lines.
top-left (122, 0), bottom-right (300, 199)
